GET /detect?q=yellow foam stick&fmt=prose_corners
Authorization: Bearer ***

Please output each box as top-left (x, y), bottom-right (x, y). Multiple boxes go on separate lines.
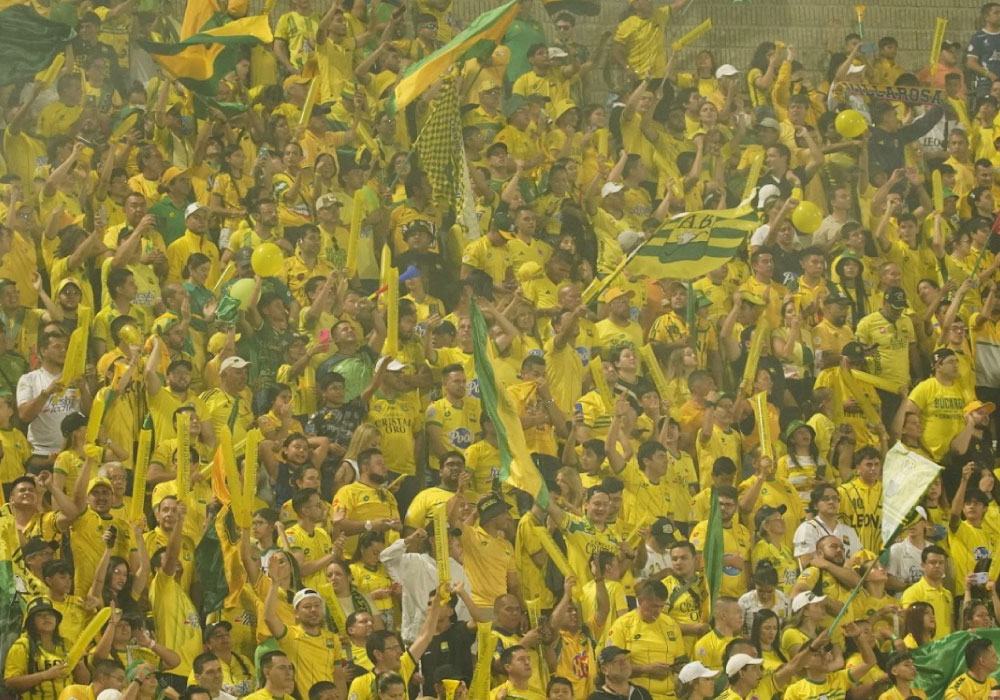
top-left (433, 504), bottom-right (451, 597)
top-left (36, 54), bottom-right (65, 87)
top-left (129, 415), bottom-right (153, 525)
top-left (388, 473), bottom-right (408, 492)
top-left (241, 428), bottom-right (261, 518)
top-left (671, 18), bottom-right (712, 52)
top-left (220, 431), bottom-right (249, 527)
top-left (536, 527), bottom-right (573, 578)
top-left (299, 79), bottom-right (319, 126)
top-left (328, 591), bottom-right (348, 633)
top-left (177, 417), bottom-right (191, 502)
top-left (442, 680), bottom-right (461, 700)
top-left (65, 607), bottom-right (111, 670)
top-left (929, 17), bottom-right (948, 76)
top-left (741, 322), bottom-right (769, 396)
top-left (470, 622), bottom-right (494, 700)
top-left (851, 369), bottom-right (903, 394)
top-left (588, 355), bottom-right (614, 408)
top-left (839, 366), bottom-right (881, 426)
top-left (384, 267), bottom-right (399, 358)
top-left (85, 392), bottom-right (106, 445)
top-left (932, 169), bottom-right (944, 212)
top-left (639, 344), bottom-right (670, 401)
top-left (212, 263), bottom-right (235, 294)
top-left (752, 390), bottom-right (773, 459)
top-left (582, 255), bottom-right (629, 306)
top-left (526, 599), bottom-right (550, 682)
top-left (742, 151), bottom-right (765, 204)
top-left (346, 189), bottom-right (364, 277)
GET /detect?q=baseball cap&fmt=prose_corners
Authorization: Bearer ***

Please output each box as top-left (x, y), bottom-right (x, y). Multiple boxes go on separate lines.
top-left (203, 620), bottom-right (232, 642)
top-left (754, 504), bottom-right (787, 532)
top-left (842, 341), bottom-right (867, 362)
top-left (782, 419), bottom-right (815, 444)
top-left (846, 63), bottom-right (866, 75)
top-left (548, 46), bottom-right (569, 59)
top-left (791, 591), bottom-right (826, 613)
top-left (57, 277), bottom-right (82, 294)
top-left (885, 286), bottom-right (907, 309)
top-left (184, 202), bottom-right (207, 219)
top-left (161, 166), bottom-right (187, 185)
top-left (88, 477), bottom-right (114, 494)
top-left (478, 78), bottom-right (502, 93)
top-left (678, 661), bottom-right (719, 684)
top-left (739, 290), bottom-right (765, 306)
top-left (618, 229), bottom-right (643, 253)
top-left (0, 278), bottom-right (15, 291)
top-left (502, 94), bottom-right (531, 118)
top-left (292, 588), bottom-right (323, 608)
top-left (477, 493), bottom-right (512, 523)
top-left (22, 537), bottom-right (58, 559)
top-left (220, 356), bottom-right (251, 372)
top-left (965, 399), bottom-right (996, 415)
top-left (375, 356), bottom-right (408, 373)
top-left (756, 183), bottom-right (781, 209)
top-left (552, 99), bottom-right (577, 121)
top-left (694, 291), bottom-right (712, 309)
top-left (282, 74), bottom-right (311, 91)
top-left (715, 64), bottom-right (739, 79)
top-left (598, 646), bottom-right (629, 665)
top-left (233, 247), bottom-right (253, 265)
top-left (650, 516), bottom-right (676, 544)
top-left (315, 194), bottom-right (342, 210)
top-left (725, 653), bottom-right (763, 676)
top-left (61, 411), bottom-right (88, 437)
top-left (931, 347), bottom-right (956, 365)
top-left (208, 331), bottom-right (241, 354)
top-left (600, 287), bottom-right (634, 304)
top-left (757, 117), bottom-right (780, 130)
top-left (601, 182), bottom-right (625, 198)
top-left (167, 358), bottom-right (193, 373)
top-left (823, 292), bottom-right (852, 306)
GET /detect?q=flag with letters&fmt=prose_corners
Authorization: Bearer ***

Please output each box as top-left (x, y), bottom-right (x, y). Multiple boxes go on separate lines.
top-left (625, 205), bottom-right (759, 280)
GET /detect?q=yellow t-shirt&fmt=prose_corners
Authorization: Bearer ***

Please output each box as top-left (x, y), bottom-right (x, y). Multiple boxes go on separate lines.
top-left (690, 521), bottom-right (751, 598)
top-left (331, 481), bottom-right (401, 558)
top-left (855, 311), bottom-right (916, 388)
top-left (284, 523), bottom-right (333, 589)
top-left (944, 673), bottom-right (993, 700)
top-left (149, 570), bottom-right (202, 677)
top-left (838, 478), bottom-right (883, 552)
top-left (612, 6), bottom-right (670, 78)
top-left (907, 377), bottom-right (967, 461)
top-left (899, 576), bottom-right (954, 640)
top-left (606, 610), bottom-right (685, 699)
top-left (692, 628), bottom-right (734, 672)
top-left (460, 524), bottom-right (515, 608)
top-left (276, 624), bottom-right (342, 699)
top-left (784, 669), bottom-right (853, 700)
top-left (4, 634), bottom-right (71, 700)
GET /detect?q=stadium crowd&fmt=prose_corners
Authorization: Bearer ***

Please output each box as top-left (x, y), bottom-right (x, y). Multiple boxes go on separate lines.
top-left (6, 0), bottom-right (1000, 699)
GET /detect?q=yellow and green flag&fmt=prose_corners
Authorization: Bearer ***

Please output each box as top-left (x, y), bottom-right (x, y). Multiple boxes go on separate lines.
top-left (625, 205), bottom-right (759, 280)
top-left (0, 3), bottom-right (75, 87)
top-left (139, 14), bottom-right (272, 111)
top-left (392, 0), bottom-right (521, 112)
top-left (470, 300), bottom-right (548, 508)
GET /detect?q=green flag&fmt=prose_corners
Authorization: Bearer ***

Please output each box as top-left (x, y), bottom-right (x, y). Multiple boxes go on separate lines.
top-left (0, 4), bottom-right (75, 87)
top-left (912, 630), bottom-right (1000, 700)
top-left (193, 513), bottom-right (229, 616)
top-left (704, 490), bottom-right (723, 609)
top-left (0, 560), bottom-right (25, 678)
top-left (470, 300), bottom-right (549, 508)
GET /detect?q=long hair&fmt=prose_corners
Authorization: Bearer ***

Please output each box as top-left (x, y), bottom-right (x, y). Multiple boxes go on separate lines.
top-left (903, 602), bottom-right (934, 645)
top-left (25, 612), bottom-right (65, 674)
top-left (750, 609), bottom-right (786, 663)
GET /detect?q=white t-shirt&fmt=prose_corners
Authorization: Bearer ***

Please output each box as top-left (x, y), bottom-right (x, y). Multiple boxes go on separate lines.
top-left (792, 517), bottom-right (863, 559)
top-left (16, 366), bottom-right (82, 456)
top-left (888, 539), bottom-right (925, 588)
top-left (642, 545), bottom-right (672, 579)
top-left (738, 589), bottom-right (791, 635)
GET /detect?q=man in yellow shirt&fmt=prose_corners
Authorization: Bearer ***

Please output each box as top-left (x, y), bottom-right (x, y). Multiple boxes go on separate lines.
top-left (899, 347), bottom-right (968, 461)
top-left (856, 286), bottom-right (918, 424)
top-left (331, 448), bottom-right (402, 558)
top-left (242, 651), bottom-right (295, 700)
top-left (837, 445), bottom-right (884, 552)
top-left (595, 288), bottom-right (643, 353)
top-left (692, 597), bottom-right (742, 671)
top-left (690, 486), bottom-right (751, 598)
top-left (944, 637), bottom-right (998, 700)
top-left (36, 74), bottom-right (84, 140)
top-left (284, 488), bottom-right (337, 589)
top-left (459, 494), bottom-right (519, 608)
top-left (899, 544), bottom-right (954, 640)
top-left (611, 0), bottom-right (691, 79)
top-left (165, 203), bottom-right (221, 286)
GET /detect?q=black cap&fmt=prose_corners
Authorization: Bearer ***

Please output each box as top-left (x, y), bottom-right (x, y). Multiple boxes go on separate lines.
top-left (22, 537), bottom-right (57, 559)
top-left (203, 620), bottom-right (232, 642)
top-left (754, 504), bottom-right (788, 532)
top-left (650, 517), bottom-right (676, 543)
top-left (823, 292), bottom-right (852, 306)
top-left (234, 247), bottom-right (253, 265)
top-left (842, 341), bottom-right (866, 361)
top-left (60, 411), bottom-right (88, 437)
top-left (0, 278), bottom-right (16, 291)
top-left (24, 596), bottom-right (62, 625)
top-left (885, 286), bottom-right (907, 309)
top-left (477, 494), bottom-right (512, 523)
top-left (167, 358), bottom-right (193, 373)
top-left (932, 347), bottom-right (956, 365)
top-left (599, 646), bottom-right (629, 665)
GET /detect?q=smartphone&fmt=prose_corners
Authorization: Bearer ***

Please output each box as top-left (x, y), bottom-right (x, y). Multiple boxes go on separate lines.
top-left (972, 572), bottom-right (989, 585)
top-left (106, 525), bottom-right (118, 549)
top-left (574, 402), bottom-right (583, 415)
top-left (318, 328), bottom-right (332, 345)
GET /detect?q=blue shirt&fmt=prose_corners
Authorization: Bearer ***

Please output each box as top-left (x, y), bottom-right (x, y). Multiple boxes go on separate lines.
top-left (967, 28), bottom-right (1000, 90)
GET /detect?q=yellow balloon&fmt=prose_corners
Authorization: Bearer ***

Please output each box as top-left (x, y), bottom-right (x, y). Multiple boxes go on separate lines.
top-left (251, 242), bottom-right (284, 277)
top-left (835, 109), bottom-right (868, 139)
top-left (792, 201), bottom-right (823, 234)
top-left (229, 278), bottom-right (256, 310)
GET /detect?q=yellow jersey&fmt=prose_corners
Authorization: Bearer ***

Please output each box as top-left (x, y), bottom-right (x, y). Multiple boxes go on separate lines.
top-left (276, 624), bottom-right (342, 699)
top-left (907, 377), bottom-right (967, 461)
top-left (606, 609), bottom-right (685, 699)
top-left (944, 673), bottom-right (993, 700)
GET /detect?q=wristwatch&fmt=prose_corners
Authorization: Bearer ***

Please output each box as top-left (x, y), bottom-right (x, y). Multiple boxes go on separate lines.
top-left (365, 520), bottom-right (373, 531)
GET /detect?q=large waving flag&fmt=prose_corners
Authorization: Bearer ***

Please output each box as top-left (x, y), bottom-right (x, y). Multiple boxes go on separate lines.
top-left (392, 0), bottom-right (521, 112)
top-left (882, 441), bottom-right (941, 545)
top-left (0, 4), bottom-right (75, 87)
top-left (470, 300), bottom-right (549, 508)
top-left (704, 491), bottom-right (723, 611)
top-left (413, 80), bottom-right (463, 214)
top-left (625, 205), bottom-right (759, 280)
top-left (138, 14), bottom-right (272, 110)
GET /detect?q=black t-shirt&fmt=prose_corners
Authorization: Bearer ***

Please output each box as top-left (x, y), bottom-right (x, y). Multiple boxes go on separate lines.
top-left (587, 684), bottom-right (653, 700)
top-left (418, 623), bottom-right (476, 695)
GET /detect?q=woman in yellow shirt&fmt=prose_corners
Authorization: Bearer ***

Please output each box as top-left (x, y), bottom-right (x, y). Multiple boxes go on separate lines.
top-left (749, 609), bottom-right (786, 674)
top-left (210, 146), bottom-right (253, 236)
top-left (3, 598), bottom-right (85, 700)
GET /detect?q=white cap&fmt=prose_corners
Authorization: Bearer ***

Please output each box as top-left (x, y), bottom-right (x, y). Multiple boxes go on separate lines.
top-left (847, 63), bottom-right (866, 74)
top-left (376, 356), bottom-right (408, 372)
top-left (791, 591), bottom-right (827, 613)
top-left (601, 182), bottom-right (624, 198)
top-left (677, 661), bottom-right (719, 684)
top-left (756, 183), bottom-right (781, 208)
top-left (184, 202), bottom-right (207, 219)
top-left (618, 229), bottom-right (644, 253)
top-left (548, 46), bottom-right (569, 59)
top-left (292, 588), bottom-right (324, 608)
top-left (715, 64), bottom-right (739, 79)
top-left (913, 505), bottom-right (928, 521)
top-left (220, 356), bottom-right (251, 372)
top-left (97, 691), bottom-right (123, 700)
top-left (725, 653), bottom-right (764, 677)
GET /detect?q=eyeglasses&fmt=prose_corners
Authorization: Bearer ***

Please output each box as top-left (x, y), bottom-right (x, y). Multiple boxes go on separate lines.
top-left (420, 22), bottom-right (438, 29)
top-left (820, 494), bottom-right (840, 502)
